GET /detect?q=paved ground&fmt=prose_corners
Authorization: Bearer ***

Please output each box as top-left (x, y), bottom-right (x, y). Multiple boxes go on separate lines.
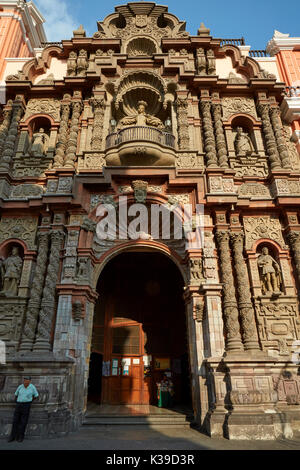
top-left (0, 425), bottom-right (300, 450)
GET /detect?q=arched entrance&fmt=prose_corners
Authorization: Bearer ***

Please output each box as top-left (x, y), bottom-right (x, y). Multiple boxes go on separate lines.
top-left (87, 251), bottom-right (191, 409)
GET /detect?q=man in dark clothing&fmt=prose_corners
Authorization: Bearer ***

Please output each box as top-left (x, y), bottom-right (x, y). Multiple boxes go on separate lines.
top-left (8, 376), bottom-right (39, 442)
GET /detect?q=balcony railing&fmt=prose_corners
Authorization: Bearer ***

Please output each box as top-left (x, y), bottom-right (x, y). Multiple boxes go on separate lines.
top-left (105, 126), bottom-right (175, 150)
top-left (248, 50), bottom-right (269, 58)
top-left (220, 38), bottom-right (245, 47)
top-left (284, 86), bottom-right (300, 98)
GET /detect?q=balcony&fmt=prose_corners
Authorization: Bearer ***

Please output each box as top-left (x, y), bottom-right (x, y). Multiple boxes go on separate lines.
top-left (105, 126), bottom-right (176, 166)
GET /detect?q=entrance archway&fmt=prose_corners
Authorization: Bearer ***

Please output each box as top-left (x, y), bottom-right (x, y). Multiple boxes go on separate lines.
top-left (87, 251), bottom-right (191, 409)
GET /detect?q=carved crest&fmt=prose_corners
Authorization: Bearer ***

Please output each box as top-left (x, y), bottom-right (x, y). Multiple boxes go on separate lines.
top-left (135, 15), bottom-right (148, 28)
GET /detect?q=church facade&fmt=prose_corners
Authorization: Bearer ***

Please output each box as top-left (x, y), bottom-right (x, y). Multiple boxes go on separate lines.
top-left (0, 2), bottom-right (300, 440)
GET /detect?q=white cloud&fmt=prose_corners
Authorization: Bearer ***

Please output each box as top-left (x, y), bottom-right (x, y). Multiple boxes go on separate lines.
top-left (35, 0), bottom-right (78, 42)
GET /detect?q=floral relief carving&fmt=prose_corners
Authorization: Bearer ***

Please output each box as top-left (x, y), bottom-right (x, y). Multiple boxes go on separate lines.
top-left (22, 99), bottom-right (61, 122)
top-left (222, 97), bottom-right (257, 121)
top-left (0, 217), bottom-right (38, 249)
top-left (243, 216), bottom-right (286, 250)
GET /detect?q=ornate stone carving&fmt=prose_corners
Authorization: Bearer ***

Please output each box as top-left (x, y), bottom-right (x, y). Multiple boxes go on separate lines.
top-left (200, 100), bottom-right (217, 166)
top-left (67, 51), bottom-right (77, 77)
top-left (168, 194), bottom-right (190, 205)
top-left (206, 49), bottom-right (216, 75)
top-left (33, 230), bottom-right (65, 351)
top-left (287, 231), bottom-right (300, 287)
top-left (10, 184), bottom-right (44, 199)
top-left (257, 103), bottom-right (281, 170)
top-left (91, 98), bottom-right (105, 150)
top-left (64, 100), bottom-right (82, 168)
top-left (175, 153), bottom-right (203, 169)
top-left (119, 100), bottom-right (163, 129)
top-left (19, 232), bottom-right (50, 351)
top-left (234, 127), bottom-right (254, 156)
top-left (57, 177), bottom-right (73, 194)
top-left (189, 258), bottom-right (204, 285)
top-left (82, 217), bottom-right (97, 233)
top-left (77, 49), bottom-right (88, 76)
top-left (209, 177), bottom-right (235, 193)
top-left (193, 302), bottom-right (205, 322)
top-left (211, 103), bottom-right (228, 167)
top-left (75, 258), bottom-right (90, 282)
top-left (36, 73), bottom-right (54, 85)
top-left (176, 98), bottom-right (190, 150)
top-left (90, 194), bottom-right (116, 210)
top-left (243, 216), bottom-right (286, 250)
top-left (0, 102), bottom-right (12, 157)
top-left (0, 247), bottom-right (23, 297)
top-left (196, 48), bottom-right (206, 76)
top-left (269, 107), bottom-right (291, 169)
top-left (215, 230), bottom-right (243, 351)
top-left (53, 98), bottom-right (71, 168)
top-left (230, 232), bottom-right (260, 350)
top-left (238, 183), bottom-right (271, 199)
top-left (72, 300), bottom-right (84, 321)
top-left (78, 152), bottom-right (106, 170)
top-left (132, 180), bottom-right (148, 203)
top-left (283, 123), bottom-right (300, 171)
top-left (257, 247), bottom-right (283, 295)
top-left (28, 128), bottom-right (49, 156)
top-left (222, 97), bottom-right (257, 121)
top-left (22, 99), bottom-right (60, 122)
top-left (271, 179), bottom-right (300, 196)
top-left (0, 217), bottom-right (38, 250)
top-left (0, 102), bottom-right (23, 171)
top-left (227, 72), bottom-right (247, 84)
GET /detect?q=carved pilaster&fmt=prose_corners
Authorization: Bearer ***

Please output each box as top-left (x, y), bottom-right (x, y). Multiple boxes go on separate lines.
top-left (287, 231), bottom-right (300, 287)
top-left (91, 98), bottom-right (105, 151)
top-left (200, 100), bottom-right (218, 167)
top-left (19, 231), bottom-right (50, 351)
top-left (0, 101), bottom-right (23, 171)
top-left (215, 230), bottom-right (243, 351)
top-left (64, 100), bottom-right (82, 168)
top-left (196, 48), bottom-right (207, 76)
top-left (206, 49), bottom-right (216, 75)
top-left (269, 107), bottom-right (291, 169)
top-left (230, 232), bottom-right (260, 351)
top-left (257, 103), bottom-right (281, 170)
top-left (211, 103), bottom-right (228, 168)
top-left (0, 101), bottom-right (13, 157)
top-left (176, 97), bottom-right (190, 150)
top-left (33, 230), bottom-right (65, 352)
top-left (53, 97), bottom-right (71, 168)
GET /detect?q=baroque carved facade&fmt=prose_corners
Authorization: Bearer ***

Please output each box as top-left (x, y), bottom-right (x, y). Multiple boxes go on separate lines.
top-left (0, 2), bottom-right (300, 441)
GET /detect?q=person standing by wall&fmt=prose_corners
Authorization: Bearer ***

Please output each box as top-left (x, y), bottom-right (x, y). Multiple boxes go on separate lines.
top-left (8, 376), bottom-right (39, 442)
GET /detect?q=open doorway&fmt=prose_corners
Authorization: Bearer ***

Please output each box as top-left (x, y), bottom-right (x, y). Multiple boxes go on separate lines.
top-left (87, 251), bottom-right (192, 411)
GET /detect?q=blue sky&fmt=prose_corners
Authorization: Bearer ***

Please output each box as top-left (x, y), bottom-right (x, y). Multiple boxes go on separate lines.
top-left (35, 0), bottom-right (300, 50)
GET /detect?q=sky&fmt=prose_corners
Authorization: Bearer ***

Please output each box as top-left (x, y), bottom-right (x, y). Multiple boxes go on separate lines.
top-left (35, 0), bottom-right (300, 50)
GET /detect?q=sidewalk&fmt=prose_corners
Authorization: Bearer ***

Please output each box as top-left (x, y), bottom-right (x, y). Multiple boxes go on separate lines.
top-left (0, 425), bottom-right (300, 450)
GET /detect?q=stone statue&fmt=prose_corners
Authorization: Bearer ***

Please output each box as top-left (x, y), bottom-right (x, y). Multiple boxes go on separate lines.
top-left (257, 247), bottom-right (282, 295)
top-left (119, 101), bottom-right (163, 129)
top-left (234, 127), bottom-right (254, 156)
top-left (0, 247), bottom-right (23, 297)
top-left (29, 128), bottom-right (49, 156)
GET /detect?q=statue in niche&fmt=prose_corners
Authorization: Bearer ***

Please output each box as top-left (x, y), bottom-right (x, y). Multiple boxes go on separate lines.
top-left (0, 247), bottom-right (23, 297)
top-left (29, 128), bottom-right (49, 156)
top-left (257, 247), bottom-right (282, 295)
top-left (234, 127), bottom-right (254, 156)
top-left (119, 101), bottom-right (164, 129)
top-left (76, 258), bottom-right (89, 281)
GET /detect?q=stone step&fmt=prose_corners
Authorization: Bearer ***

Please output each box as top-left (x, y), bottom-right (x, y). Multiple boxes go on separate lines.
top-left (83, 414), bottom-right (193, 427)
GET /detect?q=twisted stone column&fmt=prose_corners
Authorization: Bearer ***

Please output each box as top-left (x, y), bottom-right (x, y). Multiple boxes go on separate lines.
top-left (230, 232), bottom-right (260, 351)
top-left (33, 230), bottom-right (65, 352)
top-left (269, 107), bottom-right (291, 169)
top-left (176, 97), bottom-right (190, 150)
top-left (257, 103), bottom-right (281, 170)
top-left (53, 99), bottom-right (71, 168)
top-left (64, 100), bottom-right (82, 168)
top-left (0, 101), bottom-right (23, 171)
top-left (212, 103), bottom-right (228, 168)
top-left (215, 231), bottom-right (243, 351)
top-left (19, 232), bottom-right (50, 351)
top-left (287, 231), bottom-right (300, 287)
top-left (0, 101), bottom-right (13, 157)
top-left (91, 97), bottom-right (105, 150)
top-left (200, 100), bottom-right (218, 167)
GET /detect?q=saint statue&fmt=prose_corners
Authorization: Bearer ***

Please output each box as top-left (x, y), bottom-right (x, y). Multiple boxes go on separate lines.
top-left (29, 128), bottom-right (49, 156)
top-left (119, 101), bottom-right (163, 129)
top-left (234, 127), bottom-right (254, 156)
top-left (0, 247), bottom-right (23, 297)
top-left (257, 247), bottom-right (282, 295)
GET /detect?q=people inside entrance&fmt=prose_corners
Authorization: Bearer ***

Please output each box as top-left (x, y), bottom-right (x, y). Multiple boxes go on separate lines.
top-left (157, 373), bottom-right (174, 408)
